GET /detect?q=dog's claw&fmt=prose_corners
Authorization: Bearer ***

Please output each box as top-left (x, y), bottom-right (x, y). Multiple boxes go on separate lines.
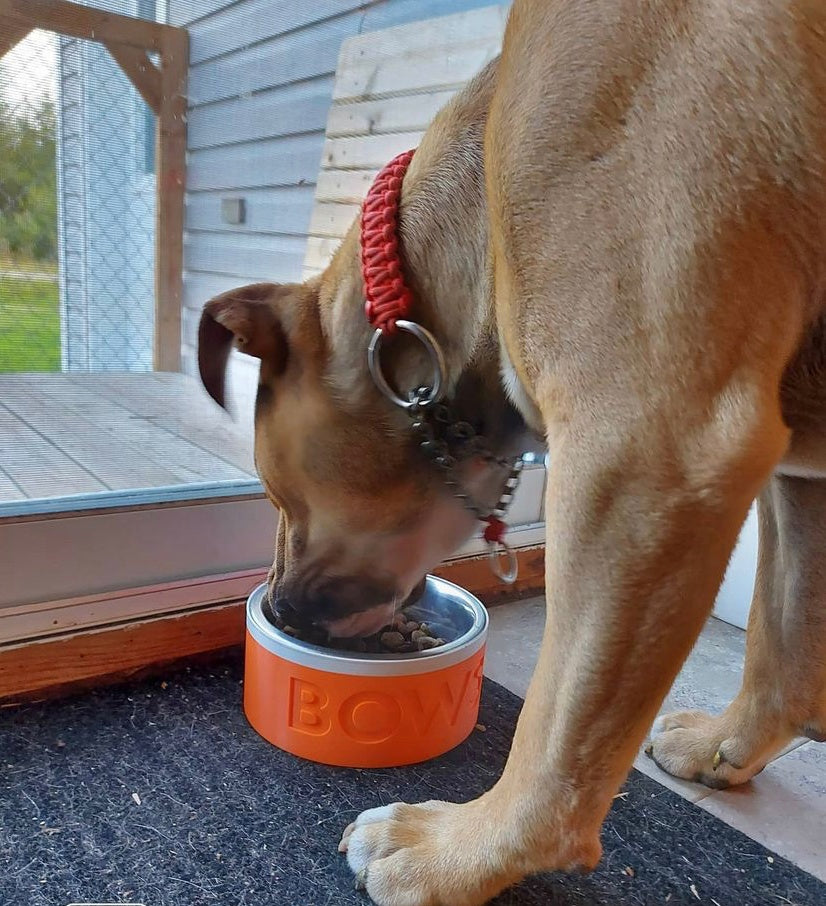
top-left (712, 748), bottom-right (723, 770)
top-left (339, 821), bottom-right (357, 853)
top-left (354, 868), bottom-right (368, 892)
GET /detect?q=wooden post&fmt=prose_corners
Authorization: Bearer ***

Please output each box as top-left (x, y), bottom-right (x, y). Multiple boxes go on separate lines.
top-left (0, 15), bottom-right (31, 58)
top-left (1, 0), bottom-right (166, 50)
top-left (154, 27), bottom-right (188, 372)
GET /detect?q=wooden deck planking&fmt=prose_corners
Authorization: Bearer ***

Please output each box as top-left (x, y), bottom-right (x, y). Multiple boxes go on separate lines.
top-left (64, 373), bottom-right (256, 473)
top-left (0, 374), bottom-right (256, 504)
top-left (0, 401), bottom-right (108, 499)
top-left (0, 465), bottom-right (28, 502)
top-left (1, 381), bottom-right (206, 489)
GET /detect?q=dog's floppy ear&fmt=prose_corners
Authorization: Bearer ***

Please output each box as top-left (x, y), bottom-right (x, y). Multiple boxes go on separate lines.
top-left (198, 282), bottom-right (288, 408)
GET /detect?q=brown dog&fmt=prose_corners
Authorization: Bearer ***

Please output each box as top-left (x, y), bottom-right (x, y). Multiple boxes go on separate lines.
top-left (198, 1), bottom-right (826, 903)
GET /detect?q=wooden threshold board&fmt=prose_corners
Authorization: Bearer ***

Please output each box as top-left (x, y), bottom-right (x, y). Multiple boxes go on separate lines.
top-left (0, 547), bottom-right (545, 703)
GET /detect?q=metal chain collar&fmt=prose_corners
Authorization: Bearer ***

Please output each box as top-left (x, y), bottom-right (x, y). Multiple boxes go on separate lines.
top-left (367, 319), bottom-right (522, 584)
top-left (407, 388), bottom-right (523, 583)
top-left (360, 152), bottom-right (522, 582)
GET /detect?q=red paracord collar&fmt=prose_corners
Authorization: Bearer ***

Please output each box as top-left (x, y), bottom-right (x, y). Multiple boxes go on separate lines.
top-left (361, 149), bottom-right (416, 334)
top-left (360, 149), bottom-right (513, 561)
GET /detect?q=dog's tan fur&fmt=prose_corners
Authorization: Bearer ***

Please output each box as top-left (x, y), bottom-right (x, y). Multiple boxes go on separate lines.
top-left (199, 1), bottom-right (826, 902)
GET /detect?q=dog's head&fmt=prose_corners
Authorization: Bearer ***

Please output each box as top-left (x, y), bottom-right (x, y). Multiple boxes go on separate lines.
top-left (198, 275), bottom-right (495, 637)
top-left (197, 60), bottom-right (533, 637)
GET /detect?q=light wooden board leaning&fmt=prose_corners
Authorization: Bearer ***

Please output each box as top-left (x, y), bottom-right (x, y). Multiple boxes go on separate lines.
top-left (302, 4), bottom-right (508, 279)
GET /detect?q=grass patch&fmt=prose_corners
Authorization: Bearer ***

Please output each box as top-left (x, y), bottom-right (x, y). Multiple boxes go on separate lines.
top-left (0, 255), bottom-right (57, 276)
top-left (0, 276), bottom-right (60, 372)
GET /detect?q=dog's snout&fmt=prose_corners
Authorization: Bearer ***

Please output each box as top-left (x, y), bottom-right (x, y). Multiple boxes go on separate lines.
top-left (273, 573), bottom-right (398, 629)
top-left (271, 596), bottom-right (315, 632)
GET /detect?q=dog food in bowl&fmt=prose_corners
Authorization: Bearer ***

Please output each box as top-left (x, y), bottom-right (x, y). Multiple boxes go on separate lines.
top-left (243, 576), bottom-right (487, 768)
top-left (270, 607), bottom-right (448, 653)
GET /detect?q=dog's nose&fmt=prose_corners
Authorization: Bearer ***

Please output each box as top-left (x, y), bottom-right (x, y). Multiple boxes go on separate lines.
top-left (271, 574), bottom-right (399, 636)
top-left (272, 596), bottom-right (316, 632)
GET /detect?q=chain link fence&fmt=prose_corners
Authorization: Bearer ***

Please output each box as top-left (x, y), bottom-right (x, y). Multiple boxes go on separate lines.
top-left (0, 24), bottom-right (156, 374)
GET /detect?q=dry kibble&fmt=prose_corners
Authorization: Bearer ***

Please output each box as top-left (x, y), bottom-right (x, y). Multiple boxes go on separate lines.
top-left (271, 605), bottom-right (451, 654)
top-left (380, 631), bottom-right (406, 651)
top-left (416, 637), bottom-right (440, 651)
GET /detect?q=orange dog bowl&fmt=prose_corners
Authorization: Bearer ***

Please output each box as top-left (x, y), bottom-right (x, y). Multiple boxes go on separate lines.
top-left (244, 576), bottom-right (488, 767)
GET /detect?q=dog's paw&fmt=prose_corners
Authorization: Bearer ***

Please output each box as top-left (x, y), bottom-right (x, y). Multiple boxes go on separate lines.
top-left (338, 800), bottom-right (513, 906)
top-left (646, 710), bottom-right (764, 789)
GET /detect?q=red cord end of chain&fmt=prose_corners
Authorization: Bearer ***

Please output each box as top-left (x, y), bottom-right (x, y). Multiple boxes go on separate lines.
top-left (483, 516), bottom-right (507, 545)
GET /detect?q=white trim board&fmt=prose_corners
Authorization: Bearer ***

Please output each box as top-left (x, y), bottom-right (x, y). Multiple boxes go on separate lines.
top-left (0, 567), bottom-right (267, 646)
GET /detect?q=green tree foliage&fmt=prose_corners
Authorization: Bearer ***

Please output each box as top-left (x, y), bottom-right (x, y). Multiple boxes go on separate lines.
top-left (0, 94), bottom-right (57, 264)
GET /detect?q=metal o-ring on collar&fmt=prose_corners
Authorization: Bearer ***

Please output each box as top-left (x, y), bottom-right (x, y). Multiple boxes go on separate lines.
top-left (367, 319), bottom-right (447, 410)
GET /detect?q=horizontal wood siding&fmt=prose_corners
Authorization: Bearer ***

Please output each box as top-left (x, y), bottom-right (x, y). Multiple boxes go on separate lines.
top-left (184, 232), bottom-right (308, 281)
top-left (183, 0), bottom-right (369, 65)
top-left (185, 186), bottom-right (316, 236)
top-left (187, 76), bottom-right (335, 150)
top-left (186, 12), bottom-right (365, 106)
top-left (187, 132), bottom-right (326, 192)
top-left (168, 0), bottom-right (504, 395)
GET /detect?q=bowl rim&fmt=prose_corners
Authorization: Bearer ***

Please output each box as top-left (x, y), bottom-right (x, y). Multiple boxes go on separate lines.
top-left (246, 575), bottom-right (488, 677)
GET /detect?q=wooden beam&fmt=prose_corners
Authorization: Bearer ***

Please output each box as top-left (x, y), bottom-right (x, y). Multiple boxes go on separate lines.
top-left (0, 548), bottom-right (545, 703)
top-left (0, 15), bottom-right (30, 59)
top-left (0, 0), bottom-right (176, 52)
top-left (432, 546), bottom-right (545, 605)
top-left (154, 26), bottom-right (188, 371)
top-left (0, 602), bottom-right (245, 703)
top-left (104, 41), bottom-right (161, 115)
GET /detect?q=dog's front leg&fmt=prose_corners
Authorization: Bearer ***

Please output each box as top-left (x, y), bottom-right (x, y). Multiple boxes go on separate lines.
top-left (341, 391), bottom-right (788, 906)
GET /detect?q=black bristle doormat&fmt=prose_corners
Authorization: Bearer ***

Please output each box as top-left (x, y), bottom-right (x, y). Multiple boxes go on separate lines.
top-left (1, 653), bottom-right (823, 906)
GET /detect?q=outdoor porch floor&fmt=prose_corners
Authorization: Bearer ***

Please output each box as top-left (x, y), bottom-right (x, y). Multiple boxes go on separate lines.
top-left (0, 373), bottom-right (256, 503)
